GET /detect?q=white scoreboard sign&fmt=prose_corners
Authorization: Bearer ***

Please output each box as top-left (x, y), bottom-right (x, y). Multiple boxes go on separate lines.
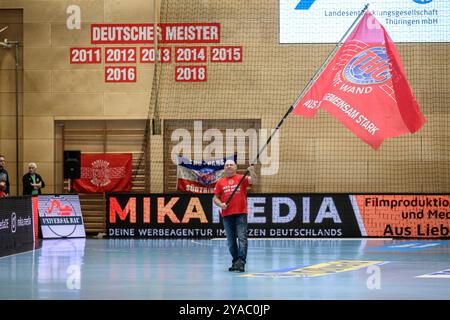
top-left (280, 0), bottom-right (450, 43)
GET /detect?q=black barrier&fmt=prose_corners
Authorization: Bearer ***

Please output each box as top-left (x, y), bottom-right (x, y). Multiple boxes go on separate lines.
top-left (106, 193), bottom-right (362, 238)
top-left (0, 196), bottom-right (36, 257)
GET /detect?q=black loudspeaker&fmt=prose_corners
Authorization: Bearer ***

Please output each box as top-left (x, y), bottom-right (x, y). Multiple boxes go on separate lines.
top-left (63, 150), bottom-right (81, 179)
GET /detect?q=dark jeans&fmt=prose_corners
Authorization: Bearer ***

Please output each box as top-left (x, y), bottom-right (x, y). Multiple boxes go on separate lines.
top-left (222, 213), bottom-right (248, 264)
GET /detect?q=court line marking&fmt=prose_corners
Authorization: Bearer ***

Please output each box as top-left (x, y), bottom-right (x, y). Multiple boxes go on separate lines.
top-left (0, 248), bottom-right (42, 260)
top-left (191, 240), bottom-right (214, 245)
top-left (416, 269), bottom-right (450, 279)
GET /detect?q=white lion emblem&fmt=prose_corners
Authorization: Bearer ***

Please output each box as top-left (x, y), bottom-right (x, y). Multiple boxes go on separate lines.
top-left (90, 160), bottom-right (111, 187)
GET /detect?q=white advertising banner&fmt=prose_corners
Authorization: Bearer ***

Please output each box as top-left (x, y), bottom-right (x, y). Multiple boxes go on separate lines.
top-left (38, 195), bottom-right (86, 239)
top-left (280, 0), bottom-right (450, 43)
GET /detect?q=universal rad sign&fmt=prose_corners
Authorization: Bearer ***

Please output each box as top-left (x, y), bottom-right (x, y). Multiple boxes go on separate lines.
top-left (38, 195), bottom-right (86, 239)
top-left (280, 0), bottom-right (450, 43)
top-left (106, 193), bottom-right (364, 239)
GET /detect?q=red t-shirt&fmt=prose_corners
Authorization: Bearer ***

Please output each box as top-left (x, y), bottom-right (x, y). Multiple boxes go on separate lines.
top-left (0, 191), bottom-right (7, 198)
top-left (214, 174), bottom-right (250, 216)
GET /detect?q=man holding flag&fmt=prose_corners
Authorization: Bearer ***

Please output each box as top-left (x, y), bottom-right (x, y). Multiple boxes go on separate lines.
top-left (222, 6), bottom-right (426, 251)
top-left (214, 160), bottom-right (257, 273)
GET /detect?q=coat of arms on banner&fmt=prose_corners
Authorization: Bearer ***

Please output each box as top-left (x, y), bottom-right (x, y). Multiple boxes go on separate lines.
top-left (90, 159), bottom-right (112, 187)
top-left (176, 155), bottom-right (236, 194)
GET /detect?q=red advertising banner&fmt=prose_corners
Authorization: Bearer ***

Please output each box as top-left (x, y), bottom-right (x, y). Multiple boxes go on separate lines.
top-left (73, 153), bottom-right (132, 193)
top-left (355, 195), bottom-right (450, 238)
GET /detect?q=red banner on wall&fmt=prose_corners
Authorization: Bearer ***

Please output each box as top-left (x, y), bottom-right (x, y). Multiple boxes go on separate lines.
top-left (73, 153), bottom-right (132, 193)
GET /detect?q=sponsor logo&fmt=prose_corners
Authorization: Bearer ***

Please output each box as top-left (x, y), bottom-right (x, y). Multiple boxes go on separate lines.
top-left (46, 199), bottom-right (73, 216)
top-left (11, 212), bottom-right (16, 233)
top-left (416, 269), bottom-right (450, 279)
top-left (295, 0), bottom-right (316, 10)
top-left (17, 217), bottom-right (32, 227)
top-left (294, 1), bottom-right (433, 10)
top-left (42, 198), bottom-right (80, 236)
top-left (343, 47), bottom-right (391, 85)
top-left (0, 218), bottom-right (9, 231)
top-left (39, 195), bottom-right (85, 238)
top-left (242, 260), bottom-right (384, 278)
top-left (109, 195), bottom-right (347, 225)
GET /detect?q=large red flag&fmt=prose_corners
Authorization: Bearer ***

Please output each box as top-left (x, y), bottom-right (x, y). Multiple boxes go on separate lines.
top-left (73, 153), bottom-right (132, 193)
top-left (293, 11), bottom-right (425, 149)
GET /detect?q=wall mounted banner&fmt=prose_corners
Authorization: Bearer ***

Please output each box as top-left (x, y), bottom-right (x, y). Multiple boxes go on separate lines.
top-left (37, 195), bottom-right (86, 239)
top-left (107, 193), bottom-right (449, 239)
top-left (0, 196), bottom-right (38, 257)
top-left (73, 153), bottom-right (132, 193)
top-left (280, 0), bottom-right (450, 43)
top-left (70, 22), bottom-right (243, 83)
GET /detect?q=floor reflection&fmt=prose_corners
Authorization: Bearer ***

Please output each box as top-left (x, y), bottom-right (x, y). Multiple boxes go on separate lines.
top-left (37, 238), bottom-right (85, 298)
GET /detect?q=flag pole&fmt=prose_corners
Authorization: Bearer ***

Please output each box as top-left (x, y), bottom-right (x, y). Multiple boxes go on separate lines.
top-left (225, 3), bottom-right (370, 206)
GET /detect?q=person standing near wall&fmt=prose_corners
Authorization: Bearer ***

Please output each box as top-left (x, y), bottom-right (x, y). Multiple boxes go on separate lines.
top-left (22, 162), bottom-right (45, 195)
top-left (0, 155), bottom-right (10, 196)
top-left (0, 181), bottom-right (7, 198)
